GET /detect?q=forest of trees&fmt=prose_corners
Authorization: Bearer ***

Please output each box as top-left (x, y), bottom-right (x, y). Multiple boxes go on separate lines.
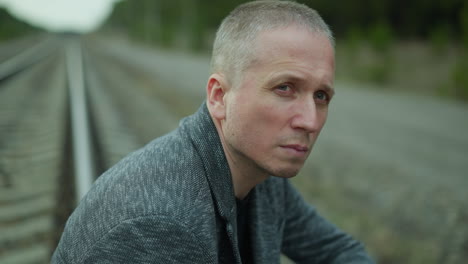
top-left (103, 0), bottom-right (468, 99)
top-left (104, 0), bottom-right (468, 50)
top-left (0, 8), bottom-right (37, 41)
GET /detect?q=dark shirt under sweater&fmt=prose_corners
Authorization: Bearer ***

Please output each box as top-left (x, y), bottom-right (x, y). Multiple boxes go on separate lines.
top-left (236, 196), bottom-right (252, 264)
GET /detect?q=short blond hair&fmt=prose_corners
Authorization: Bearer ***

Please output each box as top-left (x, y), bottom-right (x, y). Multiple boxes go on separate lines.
top-left (210, 0), bottom-right (334, 85)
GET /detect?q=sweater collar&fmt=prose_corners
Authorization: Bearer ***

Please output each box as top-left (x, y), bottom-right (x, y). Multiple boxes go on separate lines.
top-left (182, 102), bottom-right (236, 221)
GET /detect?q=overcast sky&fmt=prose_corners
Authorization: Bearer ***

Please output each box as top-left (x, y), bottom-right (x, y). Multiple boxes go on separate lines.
top-left (0, 0), bottom-right (119, 32)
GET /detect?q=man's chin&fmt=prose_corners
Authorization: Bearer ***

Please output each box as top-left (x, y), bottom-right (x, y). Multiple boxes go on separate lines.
top-left (269, 167), bottom-right (302, 179)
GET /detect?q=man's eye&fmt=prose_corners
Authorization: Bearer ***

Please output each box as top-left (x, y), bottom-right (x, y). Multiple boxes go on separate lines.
top-left (314, 90), bottom-right (329, 102)
top-left (276, 84), bottom-right (292, 92)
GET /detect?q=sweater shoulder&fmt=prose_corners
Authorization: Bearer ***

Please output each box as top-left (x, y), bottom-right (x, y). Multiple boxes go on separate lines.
top-left (55, 128), bottom-right (216, 262)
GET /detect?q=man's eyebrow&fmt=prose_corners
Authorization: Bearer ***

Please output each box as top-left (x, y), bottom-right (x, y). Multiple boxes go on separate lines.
top-left (268, 72), bottom-right (336, 96)
top-left (322, 84), bottom-right (336, 97)
top-left (267, 72), bottom-right (308, 85)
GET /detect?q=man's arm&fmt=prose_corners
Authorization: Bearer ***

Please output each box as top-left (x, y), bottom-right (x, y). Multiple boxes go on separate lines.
top-left (52, 215), bottom-right (217, 264)
top-left (281, 180), bottom-right (374, 264)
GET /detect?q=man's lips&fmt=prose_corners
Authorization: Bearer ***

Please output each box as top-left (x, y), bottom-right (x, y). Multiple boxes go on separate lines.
top-left (280, 144), bottom-right (309, 152)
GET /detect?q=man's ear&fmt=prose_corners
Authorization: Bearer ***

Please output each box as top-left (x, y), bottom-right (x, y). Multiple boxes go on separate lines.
top-left (206, 73), bottom-right (229, 120)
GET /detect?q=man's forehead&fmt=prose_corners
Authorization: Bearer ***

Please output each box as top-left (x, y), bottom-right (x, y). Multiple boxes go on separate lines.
top-left (254, 25), bottom-right (332, 48)
top-left (248, 28), bottom-right (334, 67)
top-left (249, 27), bottom-right (334, 64)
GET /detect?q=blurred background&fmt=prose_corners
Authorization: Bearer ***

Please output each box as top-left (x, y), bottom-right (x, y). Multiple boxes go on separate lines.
top-left (0, 0), bottom-right (467, 263)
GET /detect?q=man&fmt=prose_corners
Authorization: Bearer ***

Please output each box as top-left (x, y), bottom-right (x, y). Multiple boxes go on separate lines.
top-left (53, 1), bottom-right (374, 263)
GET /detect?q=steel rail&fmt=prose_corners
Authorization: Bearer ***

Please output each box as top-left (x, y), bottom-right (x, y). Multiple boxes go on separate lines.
top-left (0, 36), bottom-right (57, 80)
top-left (65, 40), bottom-right (94, 203)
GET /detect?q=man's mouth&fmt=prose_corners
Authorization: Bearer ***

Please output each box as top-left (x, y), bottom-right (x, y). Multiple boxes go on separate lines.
top-left (280, 144), bottom-right (309, 154)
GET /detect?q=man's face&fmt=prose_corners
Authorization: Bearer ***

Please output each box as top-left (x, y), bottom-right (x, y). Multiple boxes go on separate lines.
top-left (221, 25), bottom-right (335, 178)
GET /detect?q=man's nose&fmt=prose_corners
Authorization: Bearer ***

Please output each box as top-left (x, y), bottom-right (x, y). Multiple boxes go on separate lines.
top-left (290, 98), bottom-right (321, 133)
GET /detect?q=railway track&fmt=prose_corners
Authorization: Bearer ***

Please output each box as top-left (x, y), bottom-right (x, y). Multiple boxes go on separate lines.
top-left (0, 48), bottom-right (67, 263)
top-left (0, 36), bottom-right (183, 264)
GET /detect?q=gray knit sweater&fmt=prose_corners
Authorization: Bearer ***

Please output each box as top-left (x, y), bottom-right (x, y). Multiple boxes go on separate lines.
top-left (52, 103), bottom-right (374, 263)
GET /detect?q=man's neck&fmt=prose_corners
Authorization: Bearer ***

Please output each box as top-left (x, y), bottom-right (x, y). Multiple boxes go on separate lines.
top-left (219, 134), bottom-right (270, 199)
top-left (210, 114), bottom-right (269, 199)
